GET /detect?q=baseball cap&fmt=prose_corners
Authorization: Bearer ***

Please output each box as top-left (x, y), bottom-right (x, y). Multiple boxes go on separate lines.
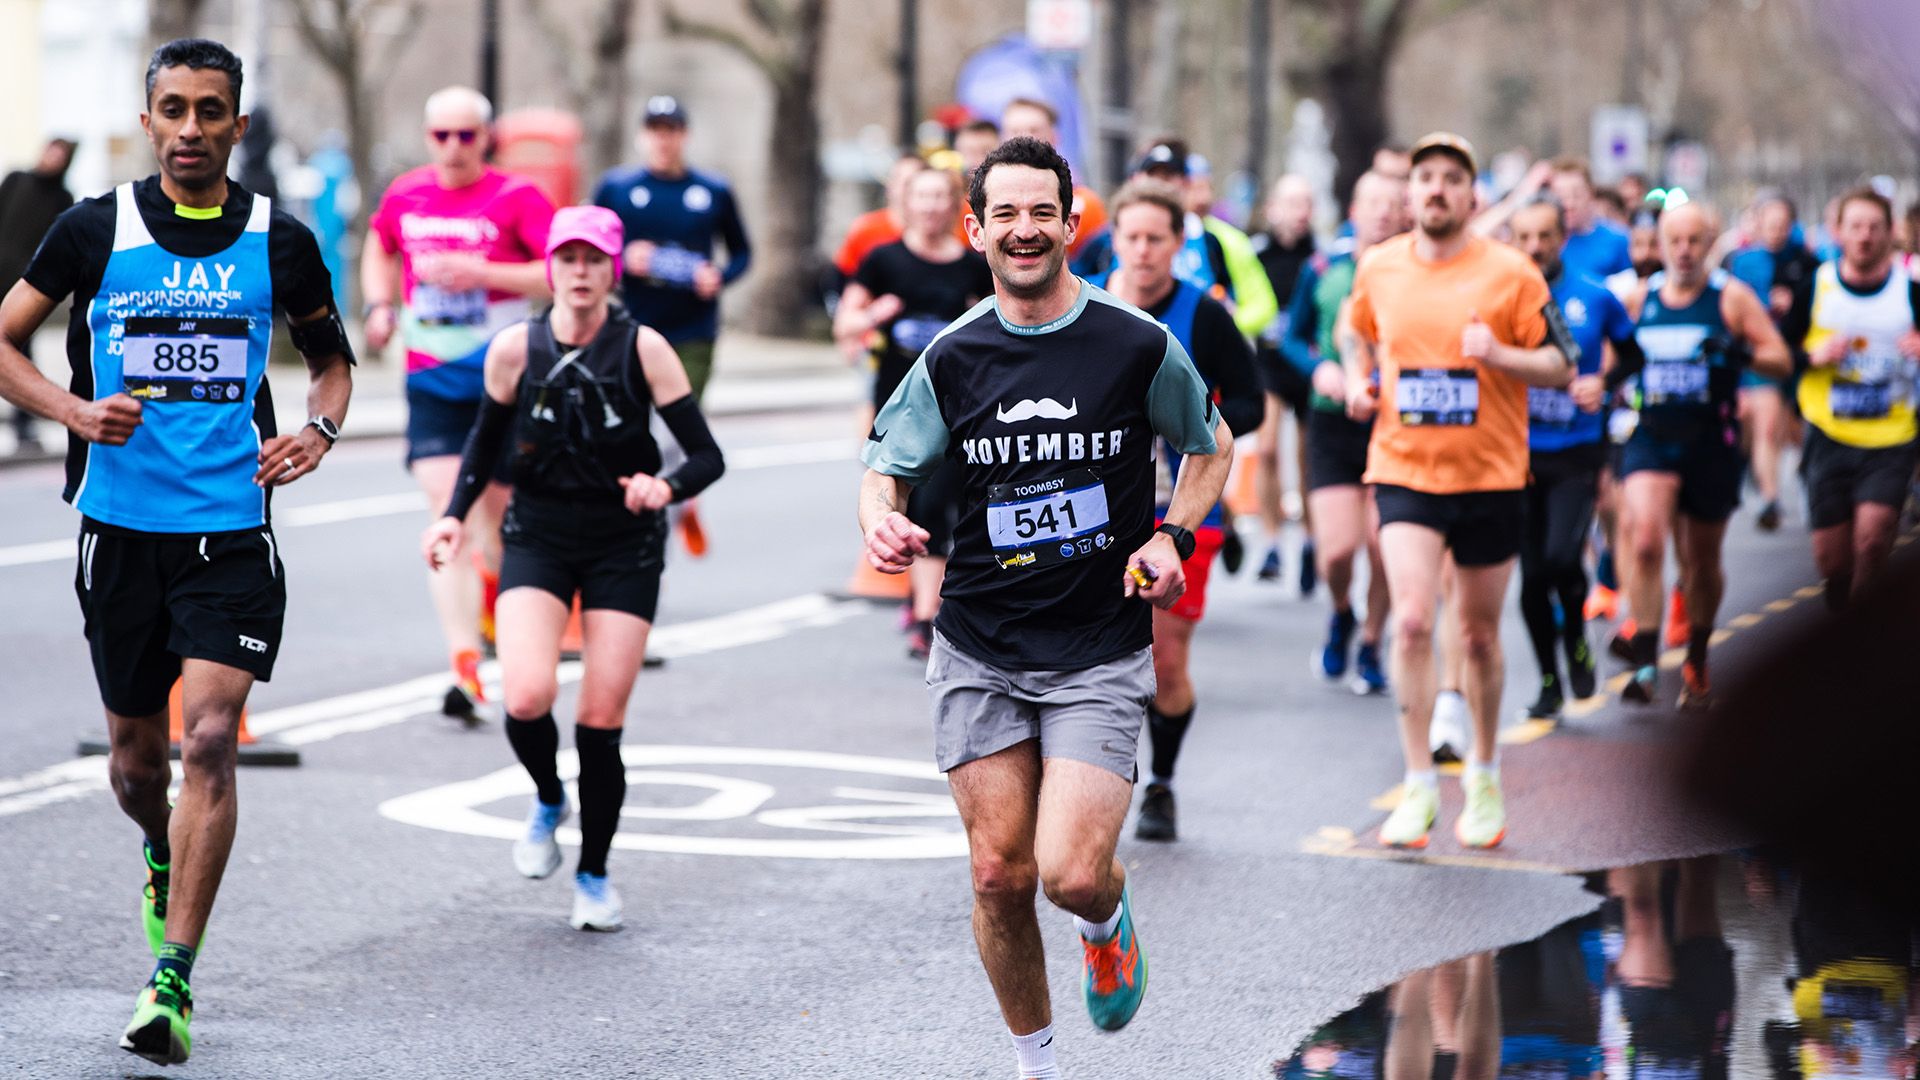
top-left (1133, 143), bottom-right (1188, 178)
top-left (546, 205), bottom-right (624, 262)
top-left (643, 95), bottom-right (688, 127)
top-left (1409, 131), bottom-right (1477, 177)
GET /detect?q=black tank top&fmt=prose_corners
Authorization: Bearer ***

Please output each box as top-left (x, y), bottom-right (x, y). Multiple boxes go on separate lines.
top-left (510, 309), bottom-right (661, 500)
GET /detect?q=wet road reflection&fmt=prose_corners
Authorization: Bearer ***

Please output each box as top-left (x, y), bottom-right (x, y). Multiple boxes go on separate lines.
top-left (1274, 854), bottom-right (1917, 1078)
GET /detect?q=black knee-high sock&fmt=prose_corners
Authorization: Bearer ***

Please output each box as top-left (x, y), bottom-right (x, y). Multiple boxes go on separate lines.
top-left (1555, 566), bottom-right (1589, 657)
top-left (1518, 573), bottom-right (1560, 684)
top-left (1824, 574), bottom-right (1849, 612)
top-left (1687, 625), bottom-right (1713, 673)
top-left (575, 725), bottom-right (627, 878)
top-left (1147, 705), bottom-right (1194, 785)
top-left (506, 712), bottom-right (565, 806)
top-left (1631, 629), bottom-right (1660, 669)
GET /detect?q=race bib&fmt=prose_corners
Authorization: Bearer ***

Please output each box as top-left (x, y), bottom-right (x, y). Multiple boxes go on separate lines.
top-left (1396, 368), bottom-right (1478, 426)
top-left (985, 468), bottom-right (1115, 569)
top-left (1839, 339), bottom-right (1902, 385)
top-left (121, 316), bottom-right (249, 404)
top-left (1643, 358), bottom-right (1709, 405)
top-left (648, 246), bottom-right (705, 288)
top-left (1527, 386), bottom-right (1577, 427)
top-left (411, 284), bottom-right (487, 327)
top-left (890, 315), bottom-right (947, 356)
top-left (1831, 380), bottom-right (1894, 419)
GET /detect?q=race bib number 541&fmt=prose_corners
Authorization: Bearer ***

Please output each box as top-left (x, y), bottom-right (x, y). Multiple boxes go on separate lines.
top-left (121, 316), bottom-right (249, 404)
top-left (986, 468), bottom-right (1115, 569)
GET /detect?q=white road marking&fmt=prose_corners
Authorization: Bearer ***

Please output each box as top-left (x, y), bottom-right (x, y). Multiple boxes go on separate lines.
top-left (0, 438), bottom-right (854, 568)
top-left (0, 593), bottom-right (867, 818)
top-left (377, 746), bottom-right (965, 860)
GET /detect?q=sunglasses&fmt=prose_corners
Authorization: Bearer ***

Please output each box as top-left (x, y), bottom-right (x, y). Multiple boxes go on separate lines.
top-left (431, 129), bottom-right (480, 145)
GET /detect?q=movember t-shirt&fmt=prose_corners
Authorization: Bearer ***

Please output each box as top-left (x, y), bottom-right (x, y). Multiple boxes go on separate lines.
top-left (863, 279), bottom-right (1220, 672)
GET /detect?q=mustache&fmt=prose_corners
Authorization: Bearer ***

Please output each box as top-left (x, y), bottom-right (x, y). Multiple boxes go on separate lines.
top-left (994, 397), bottom-right (1079, 423)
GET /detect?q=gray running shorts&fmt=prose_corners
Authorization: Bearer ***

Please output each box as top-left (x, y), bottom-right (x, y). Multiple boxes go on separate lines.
top-left (925, 631), bottom-right (1154, 781)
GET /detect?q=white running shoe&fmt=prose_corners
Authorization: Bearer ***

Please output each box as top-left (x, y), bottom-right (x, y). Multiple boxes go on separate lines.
top-left (570, 872), bottom-right (624, 931)
top-left (1429, 690), bottom-right (1471, 763)
top-left (512, 797), bottom-right (569, 879)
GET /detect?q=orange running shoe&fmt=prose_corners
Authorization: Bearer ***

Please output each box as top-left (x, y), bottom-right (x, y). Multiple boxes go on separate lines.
top-left (1665, 587), bottom-right (1690, 649)
top-left (444, 648), bottom-right (489, 725)
top-left (679, 502), bottom-right (709, 558)
top-left (1677, 660), bottom-right (1712, 710)
top-left (1583, 583), bottom-right (1619, 623)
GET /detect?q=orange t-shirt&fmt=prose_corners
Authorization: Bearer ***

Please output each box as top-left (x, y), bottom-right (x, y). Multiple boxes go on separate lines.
top-left (835, 209), bottom-right (902, 276)
top-left (1346, 233), bottom-right (1552, 494)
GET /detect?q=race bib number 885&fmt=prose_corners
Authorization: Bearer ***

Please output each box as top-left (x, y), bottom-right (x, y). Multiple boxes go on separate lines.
top-left (986, 468), bottom-right (1114, 569)
top-left (121, 316), bottom-right (249, 404)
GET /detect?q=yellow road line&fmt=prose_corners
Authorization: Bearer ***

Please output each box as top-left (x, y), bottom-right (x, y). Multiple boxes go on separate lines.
top-left (1765, 598), bottom-right (1797, 613)
top-left (1727, 612), bottom-right (1764, 629)
top-left (1301, 828), bottom-right (1575, 876)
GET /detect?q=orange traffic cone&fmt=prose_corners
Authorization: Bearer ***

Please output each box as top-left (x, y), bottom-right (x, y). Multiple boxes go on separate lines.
top-left (843, 550), bottom-right (911, 601)
top-left (560, 595), bottom-right (586, 659)
top-left (1223, 445), bottom-right (1262, 517)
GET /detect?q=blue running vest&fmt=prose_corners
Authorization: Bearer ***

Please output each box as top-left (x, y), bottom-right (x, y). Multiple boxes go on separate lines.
top-left (74, 183), bottom-right (276, 532)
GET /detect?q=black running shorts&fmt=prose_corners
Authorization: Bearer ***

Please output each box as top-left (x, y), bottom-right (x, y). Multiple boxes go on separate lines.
top-left (499, 494), bottom-right (667, 621)
top-left (1801, 427), bottom-right (1919, 529)
top-left (74, 521), bottom-right (286, 716)
top-left (1373, 485), bottom-right (1526, 567)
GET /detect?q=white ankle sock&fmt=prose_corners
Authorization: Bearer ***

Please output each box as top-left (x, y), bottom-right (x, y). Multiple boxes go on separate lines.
top-left (1464, 759), bottom-right (1499, 784)
top-left (1011, 1024), bottom-right (1060, 1079)
top-left (1404, 768), bottom-right (1438, 790)
top-left (1073, 901), bottom-right (1122, 944)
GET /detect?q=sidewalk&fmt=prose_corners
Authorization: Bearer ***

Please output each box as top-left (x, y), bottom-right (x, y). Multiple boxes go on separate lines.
top-left (0, 331), bottom-right (862, 466)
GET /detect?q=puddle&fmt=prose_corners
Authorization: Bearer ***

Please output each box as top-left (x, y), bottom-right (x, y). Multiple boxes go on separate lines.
top-left (1273, 854), bottom-right (1917, 1078)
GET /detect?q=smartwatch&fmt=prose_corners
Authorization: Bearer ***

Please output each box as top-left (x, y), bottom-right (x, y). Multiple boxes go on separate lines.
top-left (305, 416), bottom-right (341, 446)
top-left (1154, 522), bottom-right (1196, 561)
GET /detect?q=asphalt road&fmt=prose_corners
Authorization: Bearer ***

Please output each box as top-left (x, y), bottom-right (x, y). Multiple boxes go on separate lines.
top-left (0, 405), bottom-right (1839, 1078)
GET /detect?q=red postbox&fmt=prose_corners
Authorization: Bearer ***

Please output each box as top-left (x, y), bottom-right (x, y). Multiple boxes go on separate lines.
top-left (494, 108), bottom-right (584, 208)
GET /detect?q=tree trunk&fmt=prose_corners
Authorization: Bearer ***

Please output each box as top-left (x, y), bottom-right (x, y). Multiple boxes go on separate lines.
top-left (585, 0), bottom-right (638, 181)
top-left (1324, 51), bottom-right (1388, 207)
top-left (741, 0), bottom-right (826, 337)
top-left (147, 0), bottom-right (206, 52)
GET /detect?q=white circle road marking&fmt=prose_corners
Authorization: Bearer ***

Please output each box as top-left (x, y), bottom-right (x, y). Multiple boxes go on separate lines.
top-left (377, 745), bottom-right (968, 860)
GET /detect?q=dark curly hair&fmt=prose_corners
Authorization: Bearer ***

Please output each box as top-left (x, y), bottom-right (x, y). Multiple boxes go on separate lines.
top-left (147, 38), bottom-right (244, 110)
top-left (967, 136), bottom-right (1074, 225)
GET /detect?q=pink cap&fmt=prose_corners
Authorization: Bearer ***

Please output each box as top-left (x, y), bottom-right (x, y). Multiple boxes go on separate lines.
top-left (545, 205), bottom-right (624, 261)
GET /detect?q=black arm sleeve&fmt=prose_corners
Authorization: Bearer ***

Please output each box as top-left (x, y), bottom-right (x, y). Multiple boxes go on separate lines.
top-left (656, 394), bottom-right (725, 501)
top-left (1603, 330), bottom-right (1648, 394)
top-left (1780, 277), bottom-right (1816, 372)
top-left (1193, 300), bottom-right (1264, 437)
top-left (443, 396), bottom-right (515, 521)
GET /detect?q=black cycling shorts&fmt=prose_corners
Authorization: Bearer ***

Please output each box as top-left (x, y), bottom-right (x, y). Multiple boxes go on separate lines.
top-left (75, 521), bottom-right (286, 716)
top-left (1306, 408), bottom-right (1374, 491)
top-left (1256, 345), bottom-right (1312, 419)
top-left (1616, 424), bottom-right (1745, 524)
top-left (499, 494), bottom-right (667, 621)
top-left (1374, 484), bottom-right (1525, 567)
top-left (1801, 427), bottom-right (1918, 529)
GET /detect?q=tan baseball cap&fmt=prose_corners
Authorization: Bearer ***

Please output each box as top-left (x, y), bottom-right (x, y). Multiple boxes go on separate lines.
top-left (1409, 131), bottom-right (1478, 177)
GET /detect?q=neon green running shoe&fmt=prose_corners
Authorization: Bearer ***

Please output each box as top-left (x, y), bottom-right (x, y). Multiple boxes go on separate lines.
top-left (1379, 781), bottom-right (1438, 848)
top-left (1081, 880), bottom-right (1147, 1031)
top-left (1456, 770), bottom-right (1508, 849)
top-left (141, 843), bottom-right (169, 958)
top-left (120, 968), bottom-right (192, 1066)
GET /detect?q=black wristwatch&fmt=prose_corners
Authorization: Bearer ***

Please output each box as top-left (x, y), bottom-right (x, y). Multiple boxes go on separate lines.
top-left (1154, 522), bottom-right (1196, 561)
top-left (305, 416), bottom-right (341, 446)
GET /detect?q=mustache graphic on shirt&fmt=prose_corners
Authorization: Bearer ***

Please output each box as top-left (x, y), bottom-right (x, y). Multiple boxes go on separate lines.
top-left (995, 397), bottom-right (1080, 423)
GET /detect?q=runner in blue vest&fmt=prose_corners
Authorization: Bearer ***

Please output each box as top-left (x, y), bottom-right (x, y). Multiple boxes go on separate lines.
top-left (1506, 198), bottom-right (1645, 719)
top-left (0, 40), bottom-right (353, 1065)
top-left (1093, 180), bottom-right (1261, 842)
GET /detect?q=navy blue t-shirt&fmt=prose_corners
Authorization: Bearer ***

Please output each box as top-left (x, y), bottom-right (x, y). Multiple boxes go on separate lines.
top-left (592, 166), bottom-right (751, 343)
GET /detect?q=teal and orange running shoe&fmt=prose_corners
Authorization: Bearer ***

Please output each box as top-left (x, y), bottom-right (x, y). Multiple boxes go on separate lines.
top-left (120, 968), bottom-right (192, 1065)
top-left (141, 843), bottom-right (168, 958)
top-left (1081, 881), bottom-right (1147, 1031)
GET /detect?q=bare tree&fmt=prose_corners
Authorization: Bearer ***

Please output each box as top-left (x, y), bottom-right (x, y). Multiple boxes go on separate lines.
top-left (287, 0), bottom-right (424, 234)
top-left (1804, 0), bottom-right (1920, 169)
top-left (523, 0), bottom-right (640, 183)
top-left (147, 0), bottom-right (209, 52)
top-left (663, 0), bottom-right (828, 337)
